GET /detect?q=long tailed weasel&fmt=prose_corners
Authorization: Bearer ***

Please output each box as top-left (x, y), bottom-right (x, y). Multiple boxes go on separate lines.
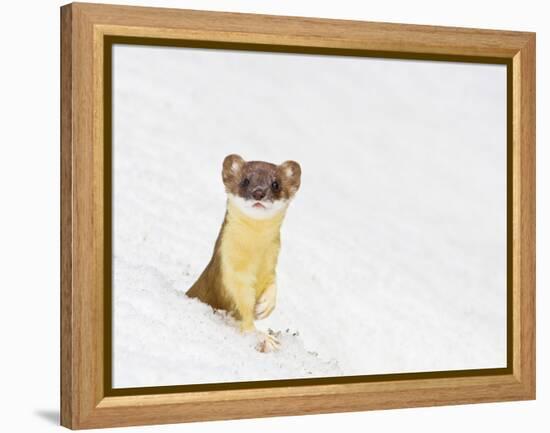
top-left (186, 154), bottom-right (301, 352)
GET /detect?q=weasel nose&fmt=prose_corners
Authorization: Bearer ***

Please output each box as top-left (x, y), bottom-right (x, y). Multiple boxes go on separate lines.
top-left (252, 189), bottom-right (266, 200)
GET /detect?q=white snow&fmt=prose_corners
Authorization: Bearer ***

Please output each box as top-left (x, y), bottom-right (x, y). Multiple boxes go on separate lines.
top-left (113, 258), bottom-right (340, 386)
top-left (112, 45), bottom-right (507, 388)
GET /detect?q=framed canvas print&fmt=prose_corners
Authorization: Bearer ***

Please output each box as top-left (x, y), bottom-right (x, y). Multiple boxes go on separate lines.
top-left (60, 2), bottom-right (536, 429)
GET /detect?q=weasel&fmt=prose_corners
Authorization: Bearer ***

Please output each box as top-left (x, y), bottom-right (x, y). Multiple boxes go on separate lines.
top-left (186, 154), bottom-right (301, 352)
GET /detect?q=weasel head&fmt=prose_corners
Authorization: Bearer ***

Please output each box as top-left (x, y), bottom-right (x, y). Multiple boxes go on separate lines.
top-left (222, 154), bottom-right (301, 220)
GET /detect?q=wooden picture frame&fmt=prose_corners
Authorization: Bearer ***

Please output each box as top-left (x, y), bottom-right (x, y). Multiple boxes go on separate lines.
top-left (60, 2), bottom-right (535, 429)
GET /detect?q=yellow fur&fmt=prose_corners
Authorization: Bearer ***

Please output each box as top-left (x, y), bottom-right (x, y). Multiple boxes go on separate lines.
top-left (220, 200), bottom-right (285, 331)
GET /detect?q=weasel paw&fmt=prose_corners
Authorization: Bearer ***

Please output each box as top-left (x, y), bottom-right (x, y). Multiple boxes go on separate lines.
top-left (254, 299), bottom-right (275, 320)
top-left (254, 285), bottom-right (276, 320)
top-left (255, 330), bottom-right (281, 353)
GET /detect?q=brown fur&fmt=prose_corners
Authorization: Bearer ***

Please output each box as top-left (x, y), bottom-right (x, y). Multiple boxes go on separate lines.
top-left (185, 214), bottom-right (233, 312)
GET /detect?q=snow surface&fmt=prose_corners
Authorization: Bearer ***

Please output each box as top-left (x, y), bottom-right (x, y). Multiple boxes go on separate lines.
top-left (112, 45), bottom-right (507, 388)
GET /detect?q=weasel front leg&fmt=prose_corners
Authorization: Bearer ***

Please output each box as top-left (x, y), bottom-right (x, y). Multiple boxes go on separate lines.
top-left (254, 282), bottom-right (280, 352)
top-left (255, 249), bottom-right (279, 321)
top-left (232, 287), bottom-right (279, 352)
top-left (224, 259), bottom-right (280, 352)
top-left (229, 282), bottom-right (257, 333)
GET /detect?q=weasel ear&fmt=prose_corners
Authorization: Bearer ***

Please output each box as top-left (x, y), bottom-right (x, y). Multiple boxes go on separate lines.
top-left (279, 160), bottom-right (301, 197)
top-left (222, 154), bottom-right (245, 188)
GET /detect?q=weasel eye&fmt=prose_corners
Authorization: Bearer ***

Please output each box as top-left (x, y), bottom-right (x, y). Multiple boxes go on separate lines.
top-left (271, 181), bottom-right (280, 192)
top-left (241, 178), bottom-right (250, 187)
